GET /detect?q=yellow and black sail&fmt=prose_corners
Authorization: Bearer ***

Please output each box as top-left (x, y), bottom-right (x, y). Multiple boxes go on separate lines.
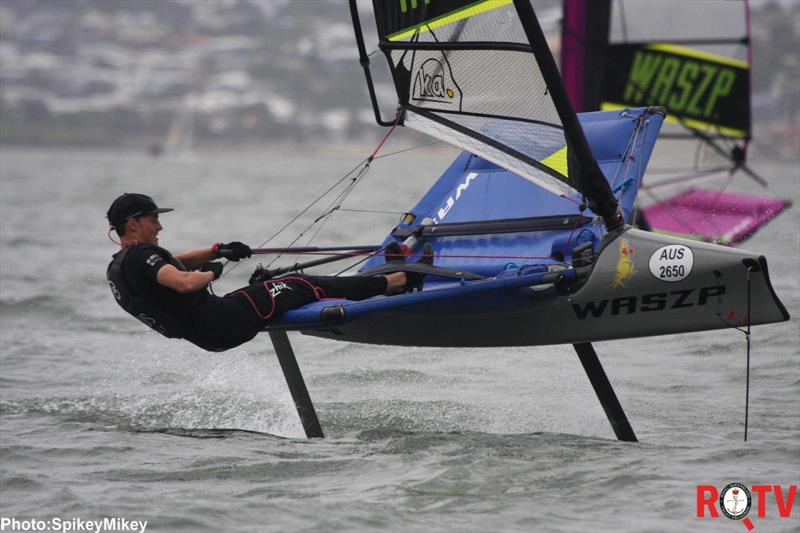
top-left (359, 0), bottom-right (623, 228)
top-left (562, 0), bottom-right (752, 141)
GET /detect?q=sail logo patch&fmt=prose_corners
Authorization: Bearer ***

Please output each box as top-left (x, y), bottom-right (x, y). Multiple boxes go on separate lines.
top-left (649, 245), bottom-right (693, 282)
top-left (108, 281), bottom-right (121, 301)
top-left (268, 281), bottom-right (292, 298)
top-left (610, 238), bottom-right (636, 288)
top-left (623, 49), bottom-right (737, 118)
top-left (433, 172), bottom-right (478, 223)
top-left (145, 254), bottom-right (162, 267)
top-left (411, 57), bottom-right (462, 110)
top-left (602, 43), bottom-right (749, 137)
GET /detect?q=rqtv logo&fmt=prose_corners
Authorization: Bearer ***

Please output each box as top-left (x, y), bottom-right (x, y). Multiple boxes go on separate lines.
top-left (697, 483), bottom-right (797, 530)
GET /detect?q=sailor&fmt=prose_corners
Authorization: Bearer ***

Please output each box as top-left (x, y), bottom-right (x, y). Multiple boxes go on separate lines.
top-left (106, 193), bottom-right (430, 352)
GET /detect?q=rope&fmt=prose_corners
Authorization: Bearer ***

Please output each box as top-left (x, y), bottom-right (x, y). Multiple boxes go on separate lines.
top-left (337, 208), bottom-right (408, 215)
top-left (609, 111), bottom-right (642, 194)
top-left (283, 164), bottom-right (372, 266)
top-left (218, 158), bottom-right (369, 280)
top-left (334, 244), bottom-right (391, 276)
top-left (711, 264), bottom-right (755, 442)
top-left (225, 120), bottom-right (400, 278)
top-left (560, 200), bottom-right (587, 258)
top-left (258, 160), bottom-right (367, 247)
top-left (244, 249), bottom-right (558, 261)
top-left (631, 119), bottom-right (650, 227)
top-left (368, 119), bottom-right (398, 159)
top-left (373, 140), bottom-right (442, 159)
top-left (555, 194), bottom-right (589, 257)
top-left (744, 264), bottom-right (752, 442)
top-left (219, 120), bottom-right (401, 280)
top-left (277, 119), bottom-right (399, 267)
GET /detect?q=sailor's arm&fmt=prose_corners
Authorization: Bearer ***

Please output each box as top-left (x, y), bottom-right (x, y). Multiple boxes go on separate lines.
top-left (156, 264), bottom-right (215, 293)
top-left (176, 242), bottom-right (252, 270)
top-left (174, 247), bottom-right (216, 270)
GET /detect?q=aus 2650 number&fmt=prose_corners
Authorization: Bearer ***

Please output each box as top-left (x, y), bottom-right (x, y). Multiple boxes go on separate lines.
top-left (659, 265), bottom-right (685, 279)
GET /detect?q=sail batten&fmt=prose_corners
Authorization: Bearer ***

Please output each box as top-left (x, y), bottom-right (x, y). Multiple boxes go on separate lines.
top-left (386, 0), bottom-right (514, 41)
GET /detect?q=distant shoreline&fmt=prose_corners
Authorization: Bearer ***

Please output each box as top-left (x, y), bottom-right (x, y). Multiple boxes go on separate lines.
top-left (0, 138), bottom-right (460, 159)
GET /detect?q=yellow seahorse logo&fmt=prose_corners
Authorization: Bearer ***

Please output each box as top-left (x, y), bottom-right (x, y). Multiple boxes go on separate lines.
top-left (610, 238), bottom-right (636, 288)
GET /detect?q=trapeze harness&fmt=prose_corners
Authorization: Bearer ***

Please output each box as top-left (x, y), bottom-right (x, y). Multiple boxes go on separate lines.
top-left (106, 245), bottom-right (188, 339)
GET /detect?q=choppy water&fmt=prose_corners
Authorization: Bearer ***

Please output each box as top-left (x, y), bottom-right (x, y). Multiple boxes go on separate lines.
top-left (1, 144), bottom-right (798, 532)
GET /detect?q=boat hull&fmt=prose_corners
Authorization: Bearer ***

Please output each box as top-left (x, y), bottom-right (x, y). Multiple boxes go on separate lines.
top-left (295, 228), bottom-right (788, 347)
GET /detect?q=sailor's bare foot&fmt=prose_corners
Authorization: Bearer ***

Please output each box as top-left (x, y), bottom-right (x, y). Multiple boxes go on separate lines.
top-left (384, 272), bottom-right (406, 294)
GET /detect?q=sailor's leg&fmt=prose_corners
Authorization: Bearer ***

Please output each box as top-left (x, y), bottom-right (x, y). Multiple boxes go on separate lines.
top-left (227, 277), bottom-right (321, 321)
top-left (299, 274), bottom-right (389, 300)
top-left (227, 274), bottom-right (394, 320)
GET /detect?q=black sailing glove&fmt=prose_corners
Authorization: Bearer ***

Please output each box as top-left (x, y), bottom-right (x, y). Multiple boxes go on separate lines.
top-left (213, 241), bottom-right (252, 261)
top-left (200, 261), bottom-right (224, 280)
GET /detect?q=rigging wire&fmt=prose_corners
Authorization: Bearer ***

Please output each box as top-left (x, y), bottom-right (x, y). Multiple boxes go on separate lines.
top-left (248, 249), bottom-right (557, 261)
top-left (373, 140), bottom-right (442, 159)
top-left (608, 112), bottom-right (640, 189)
top-left (335, 245), bottom-right (381, 276)
top-left (257, 159), bottom-right (366, 248)
top-left (286, 126), bottom-right (431, 251)
top-left (222, 120), bottom-right (400, 279)
top-left (744, 264), bottom-right (752, 442)
top-left (611, 111), bottom-right (647, 213)
top-left (280, 120), bottom-right (400, 267)
top-left (558, 195), bottom-right (588, 257)
top-left (337, 207), bottom-right (408, 216)
top-left (711, 264), bottom-right (755, 441)
top-left (217, 158), bottom-right (368, 280)
top-left (283, 163), bottom-right (372, 267)
top-left (630, 118), bottom-right (648, 227)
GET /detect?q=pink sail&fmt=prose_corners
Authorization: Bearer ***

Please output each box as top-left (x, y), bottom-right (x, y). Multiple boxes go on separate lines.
top-left (641, 188), bottom-right (791, 245)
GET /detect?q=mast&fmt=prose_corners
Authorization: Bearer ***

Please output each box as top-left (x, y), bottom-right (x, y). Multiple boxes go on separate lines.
top-left (513, 0), bottom-right (622, 230)
top-left (562, 0), bottom-right (611, 112)
top-left (349, 0), bottom-right (394, 127)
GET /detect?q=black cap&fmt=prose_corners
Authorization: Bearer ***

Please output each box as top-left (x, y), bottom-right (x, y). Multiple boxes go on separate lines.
top-left (106, 193), bottom-right (173, 228)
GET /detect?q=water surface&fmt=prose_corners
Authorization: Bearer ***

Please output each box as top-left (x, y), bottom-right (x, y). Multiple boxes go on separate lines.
top-left (1, 145), bottom-right (798, 532)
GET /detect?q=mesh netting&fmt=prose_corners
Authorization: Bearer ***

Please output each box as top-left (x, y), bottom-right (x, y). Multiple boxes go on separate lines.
top-left (380, 1), bottom-right (574, 195)
top-left (390, 48), bottom-right (559, 124)
top-left (405, 110), bottom-right (575, 198)
top-left (450, 113), bottom-right (565, 163)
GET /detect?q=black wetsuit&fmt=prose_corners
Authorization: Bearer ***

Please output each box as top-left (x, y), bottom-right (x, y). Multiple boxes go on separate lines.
top-left (107, 243), bottom-right (387, 352)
